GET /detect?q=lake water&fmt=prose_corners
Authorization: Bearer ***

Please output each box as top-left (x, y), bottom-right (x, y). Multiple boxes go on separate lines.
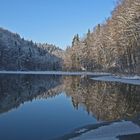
top-left (0, 74), bottom-right (140, 140)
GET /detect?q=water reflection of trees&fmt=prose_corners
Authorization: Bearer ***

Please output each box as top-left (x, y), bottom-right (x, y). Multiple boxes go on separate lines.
top-left (0, 75), bottom-right (62, 114)
top-left (63, 76), bottom-right (140, 121)
top-left (0, 75), bottom-right (140, 121)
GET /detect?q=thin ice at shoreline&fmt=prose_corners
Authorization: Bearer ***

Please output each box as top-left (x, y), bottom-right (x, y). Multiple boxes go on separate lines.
top-left (91, 75), bottom-right (140, 85)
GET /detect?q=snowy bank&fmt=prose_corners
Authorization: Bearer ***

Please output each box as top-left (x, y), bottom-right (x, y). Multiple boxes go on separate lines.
top-left (0, 71), bottom-right (111, 76)
top-left (91, 75), bottom-right (140, 85)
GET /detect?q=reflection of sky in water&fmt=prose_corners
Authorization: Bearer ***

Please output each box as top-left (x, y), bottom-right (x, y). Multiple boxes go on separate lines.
top-left (0, 94), bottom-right (96, 140)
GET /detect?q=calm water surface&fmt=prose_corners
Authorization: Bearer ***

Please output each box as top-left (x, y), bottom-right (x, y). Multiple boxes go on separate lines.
top-left (0, 74), bottom-right (140, 140)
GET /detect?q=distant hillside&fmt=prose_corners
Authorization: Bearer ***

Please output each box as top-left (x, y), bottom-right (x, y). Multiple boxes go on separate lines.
top-left (37, 43), bottom-right (65, 59)
top-left (0, 27), bottom-right (63, 70)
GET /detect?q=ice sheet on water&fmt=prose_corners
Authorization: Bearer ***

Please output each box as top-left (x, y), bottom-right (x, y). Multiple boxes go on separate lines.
top-left (70, 121), bottom-right (140, 140)
top-left (91, 75), bottom-right (140, 85)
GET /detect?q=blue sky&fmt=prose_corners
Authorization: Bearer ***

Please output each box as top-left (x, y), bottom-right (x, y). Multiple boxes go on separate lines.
top-left (0, 0), bottom-right (116, 49)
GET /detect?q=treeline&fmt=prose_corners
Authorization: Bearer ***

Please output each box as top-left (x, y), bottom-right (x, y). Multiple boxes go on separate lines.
top-left (0, 28), bottom-right (63, 71)
top-left (64, 0), bottom-right (140, 74)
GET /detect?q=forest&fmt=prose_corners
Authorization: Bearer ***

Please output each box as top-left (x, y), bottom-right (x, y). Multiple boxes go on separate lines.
top-left (0, 28), bottom-right (63, 71)
top-left (63, 0), bottom-right (140, 74)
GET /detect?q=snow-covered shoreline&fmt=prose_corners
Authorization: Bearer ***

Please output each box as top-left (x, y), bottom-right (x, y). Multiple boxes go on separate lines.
top-left (1, 71), bottom-right (140, 85)
top-left (0, 71), bottom-right (111, 76)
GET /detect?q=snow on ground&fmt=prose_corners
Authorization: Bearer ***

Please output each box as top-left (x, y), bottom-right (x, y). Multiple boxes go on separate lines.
top-left (91, 75), bottom-right (140, 85)
top-left (0, 71), bottom-right (111, 76)
top-left (70, 121), bottom-right (140, 140)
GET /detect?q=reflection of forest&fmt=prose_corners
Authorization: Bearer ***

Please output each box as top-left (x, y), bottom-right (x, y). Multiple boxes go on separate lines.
top-left (0, 75), bottom-right (140, 121)
top-left (63, 76), bottom-right (140, 121)
top-left (0, 75), bottom-right (62, 114)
